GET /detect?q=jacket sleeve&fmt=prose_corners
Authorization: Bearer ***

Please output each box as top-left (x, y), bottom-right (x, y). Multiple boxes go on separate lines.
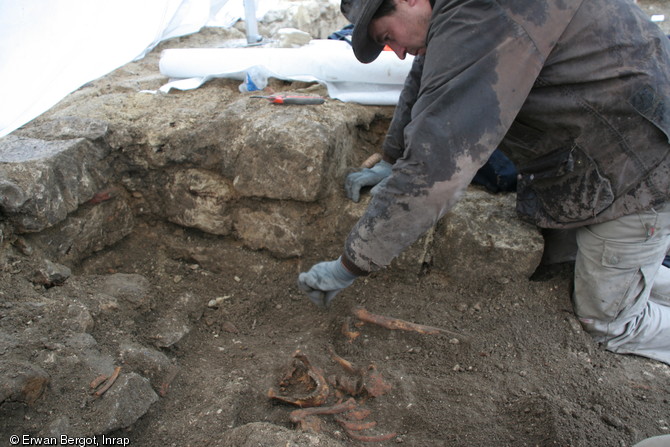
top-left (381, 55), bottom-right (425, 163)
top-left (342, 0), bottom-right (551, 275)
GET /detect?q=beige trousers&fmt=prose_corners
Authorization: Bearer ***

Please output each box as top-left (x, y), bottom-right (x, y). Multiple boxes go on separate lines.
top-left (572, 202), bottom-right (670, 364)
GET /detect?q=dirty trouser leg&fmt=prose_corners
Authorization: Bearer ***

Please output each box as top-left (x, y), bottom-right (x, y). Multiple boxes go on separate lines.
top-left (632, 434), bottom-right (670, 447)
top-left (572, 203), bottom-right (670, 364)
top-left (650, 260), bottom-right (670, 306)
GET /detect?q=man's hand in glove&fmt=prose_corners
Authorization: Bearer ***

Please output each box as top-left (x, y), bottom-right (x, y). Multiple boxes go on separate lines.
top-left (345, 160), bottom-right (392, 202)
top-left (298, 257), bottom-right (357, 308)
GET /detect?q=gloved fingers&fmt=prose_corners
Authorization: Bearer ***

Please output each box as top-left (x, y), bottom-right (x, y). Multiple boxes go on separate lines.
top-left (345, 172), bottom-right (363, 202)
top-left (370, 175), bottom-right (391, 197)
top-left (308, 290), bottom-right (328, 308)
top-left (298, 272), bottom-right (332, 308)
top-left (297, 272), bottom-right (316, 293)
top-left (346, 171), bottom-right (381, 202)
top-left (298, 259), bottom-right (356, 308)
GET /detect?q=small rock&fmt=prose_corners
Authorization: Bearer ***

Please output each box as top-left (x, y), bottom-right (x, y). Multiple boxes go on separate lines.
top-left (276, 28), bottom-right (312, 48)
top-left (567, 317), bottom-right (583, 334)
top-left (13, 237), bottom-right (33, 255)
top-left (176, 292), bottom-right (204, 321)
top-left (96, 293), bottom-right (120, 312)
top-left (88, 372), bottom-right (159, 433)
top-left (66, 304), bottom-right (95, 333)
top-left (222, 321), bottom-right (239, 334)
top-left (208, 295), bottom-right (231, 308)
top-left (602, 414), bottom-right (624, 429)
top-left (0, 331), bottom-right (19, 355)
top-left (63, 334), bottom-right (116, 376)
top-left (118, 343), bottom-right (177, 393)
top-left (64, 332), bottom-right (98, 350)
top-left (0, 360), bottom-right (50, 405)
top-left (150, 316), bottom-right (191, 348)
top-left (31, 259), bottom-right (71, 287)
top-left (101, 273), bottom-right (151, 308)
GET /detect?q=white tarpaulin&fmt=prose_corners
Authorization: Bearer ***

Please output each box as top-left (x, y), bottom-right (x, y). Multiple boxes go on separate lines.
top-left (0, 0), bottom-right (215, 138)
top-left (0, 0), bottom-right (278, 138)
top-left (0, 0), bottom-right (409, 138)
top-left (158, 40), bottom-right (413, 105)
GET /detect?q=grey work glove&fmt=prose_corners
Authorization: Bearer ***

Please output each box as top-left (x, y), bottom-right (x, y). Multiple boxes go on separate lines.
top-left (345, 160), bottom-right (392, 202)
top-left (297, 257), bottom-right (357, 308)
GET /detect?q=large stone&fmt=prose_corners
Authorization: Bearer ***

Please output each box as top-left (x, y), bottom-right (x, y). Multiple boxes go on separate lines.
top-left (164, 168), bottom-right (235, 235)
top-left (261, 0), bottom-right (348, 39)
top-left (87, 372), bottom-right (158, 434)
top-left (24, 189), bottom-right (134, 263)
top-left (224, 102), bottom-right (348, 202)
top-left (431, 187), bottom-right (544, 281)
top-left (0, 134), bottom-right (112, 232)
top-left (13, 116), bottom-right (110, 142)
top-left (234, 203), bottom-right (307, 258)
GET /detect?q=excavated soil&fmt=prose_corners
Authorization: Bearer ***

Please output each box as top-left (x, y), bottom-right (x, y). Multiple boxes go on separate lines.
top-left (78, 221), bottom-right (670, 447)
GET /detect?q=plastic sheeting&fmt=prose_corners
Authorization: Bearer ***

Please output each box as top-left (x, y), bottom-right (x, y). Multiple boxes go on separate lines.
top-left (0, 0), bottom-right (408, 138)
top-left (158, 40), bottom-right (413, 105)
top-left (0, 0), bottom-right (283, 139)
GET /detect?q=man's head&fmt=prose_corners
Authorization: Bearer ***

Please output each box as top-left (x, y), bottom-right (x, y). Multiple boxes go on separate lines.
top-left (341, 0), bottom-right (432, 63)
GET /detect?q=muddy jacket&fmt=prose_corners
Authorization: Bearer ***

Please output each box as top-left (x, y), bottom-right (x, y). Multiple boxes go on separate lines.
top-left (342, 0), bottom-right (670, 275)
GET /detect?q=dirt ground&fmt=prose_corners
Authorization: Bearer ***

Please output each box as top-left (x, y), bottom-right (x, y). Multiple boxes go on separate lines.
top-left (77, 219), bottom-right (670, 447)
top-left (3, 1), bottom-right (670, 446)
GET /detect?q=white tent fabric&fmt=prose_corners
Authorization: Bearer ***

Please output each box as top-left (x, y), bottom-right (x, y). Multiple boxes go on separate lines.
top-left (0, 0), bottom-right (272, 138)
top-left (0, 0), bottom-right (408, 138)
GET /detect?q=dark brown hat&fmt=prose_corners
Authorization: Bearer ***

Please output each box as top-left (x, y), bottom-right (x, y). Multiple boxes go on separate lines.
top-left (341, 0), bottom-right (386, 63)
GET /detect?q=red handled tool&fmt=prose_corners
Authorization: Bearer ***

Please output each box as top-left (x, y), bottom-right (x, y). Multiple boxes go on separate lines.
top-left (250, 95), bottom-right (325, 105)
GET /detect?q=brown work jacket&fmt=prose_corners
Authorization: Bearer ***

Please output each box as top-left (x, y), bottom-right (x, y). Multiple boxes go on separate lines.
top-left (343, 0), bottom-right (670, 275)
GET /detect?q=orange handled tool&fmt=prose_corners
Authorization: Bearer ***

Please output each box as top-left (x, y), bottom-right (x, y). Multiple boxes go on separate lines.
top-left (251, 95), bottom-right (325, 105)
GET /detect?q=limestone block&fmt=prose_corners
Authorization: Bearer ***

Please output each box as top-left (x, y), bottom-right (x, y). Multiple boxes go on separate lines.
top-left (228, 109), bottom-right (337, 201)
top-left (0, 135), bottom-right (112, 232)
top-left (24, 193), bottom-right (135, 263)
top-left (164, 168), bottom-right (235, 235)
top-left (431, 188), bottom-right (544, 281)
top-left (234, 204), bottom-right (306, 258)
